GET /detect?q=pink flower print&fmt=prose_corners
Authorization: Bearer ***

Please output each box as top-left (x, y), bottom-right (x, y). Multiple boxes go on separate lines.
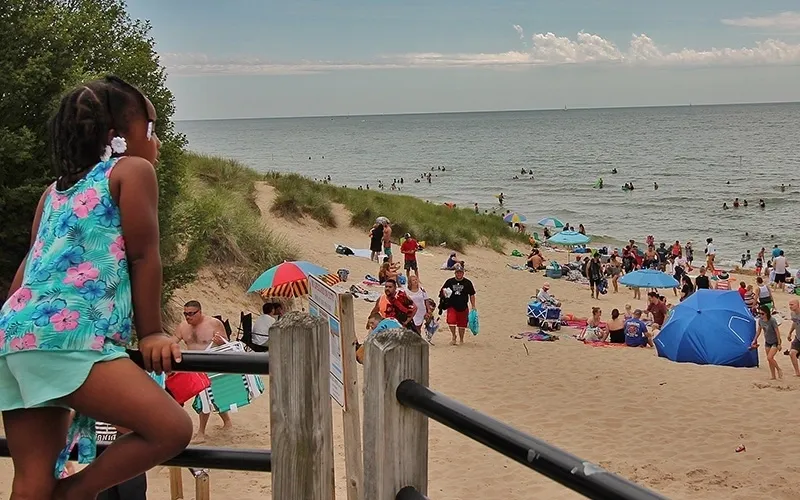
top-left (8, 287), bottom-right (32, 311)
top-left (64, 262), bottom-right (99, 287)
top-left (32, 239), bottom-right (44, 259)
top-left (110, 236), bottom-right (126, 261)
top-left (73, 188), bottom-right (100, 218)
top-left (51, 309), bottom-right (80, 332)
top-left (51, 191), bottom-right (68, 210)
top-left (0, 329), bottom-right (5, 350)
top-left (10, 333), bottom-right (37, 351)
top-left (91, 335), bottom-right (105, 350)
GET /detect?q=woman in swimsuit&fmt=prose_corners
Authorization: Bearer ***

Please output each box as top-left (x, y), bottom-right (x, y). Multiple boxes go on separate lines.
top-left (607, 309), bottom-right (626, 344)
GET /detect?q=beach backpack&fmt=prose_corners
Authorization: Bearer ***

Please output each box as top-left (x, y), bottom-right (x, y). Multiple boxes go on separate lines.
top-left (337, 268), bottom-right (350, 282)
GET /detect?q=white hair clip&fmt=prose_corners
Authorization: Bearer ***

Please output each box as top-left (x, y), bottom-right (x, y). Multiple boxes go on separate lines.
top-left (110, 136), bottom-right (128, 155)
top-left (146, 121), bottom-right (153, 140)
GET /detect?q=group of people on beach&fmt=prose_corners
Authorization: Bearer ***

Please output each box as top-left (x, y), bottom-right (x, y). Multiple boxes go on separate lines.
top-left (364, 219), bottom-right (477, 347)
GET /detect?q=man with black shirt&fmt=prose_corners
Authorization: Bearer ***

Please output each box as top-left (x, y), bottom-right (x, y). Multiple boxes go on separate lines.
top-left (695, 266), bottom-right (711, 290)
top-left (586, 253), bottom-right (604, 299)
top-left (440, 264), bottom-right (477, 345)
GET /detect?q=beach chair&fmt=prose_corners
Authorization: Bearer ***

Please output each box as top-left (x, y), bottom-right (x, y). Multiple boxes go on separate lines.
top-left (238, 312), bottom-right (268, 353)
top-left (213, 315), bottom-right (233, 340)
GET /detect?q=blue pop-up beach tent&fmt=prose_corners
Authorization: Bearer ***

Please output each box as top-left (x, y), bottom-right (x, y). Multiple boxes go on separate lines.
top-left (655, 289), bottom-right (758, 368)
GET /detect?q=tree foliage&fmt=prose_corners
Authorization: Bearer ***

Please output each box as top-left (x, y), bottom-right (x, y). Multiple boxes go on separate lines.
top-left (0, 0), bottom-right (191, 301)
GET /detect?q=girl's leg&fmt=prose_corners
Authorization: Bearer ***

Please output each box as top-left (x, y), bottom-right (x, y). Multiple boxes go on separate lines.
top-left (56, 358), bottom-right (193, 499)
top-left (2, 407), bottom-right (71, 499)
top-left (767, 348), bottom-right (780, 379)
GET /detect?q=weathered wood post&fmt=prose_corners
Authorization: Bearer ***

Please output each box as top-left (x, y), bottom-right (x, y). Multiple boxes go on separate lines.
top-left (168, 467), bottom-right (183, 499)
top-left (363, 328), bottom-right (430, 499)
top-left (338, 293), bottom-right (365, 500)
top-left (270, 312), bottom-right (335, 499)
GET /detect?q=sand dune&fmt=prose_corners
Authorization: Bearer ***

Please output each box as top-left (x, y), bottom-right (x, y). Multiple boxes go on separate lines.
top-left (1, 183), bottom-right (798, 499)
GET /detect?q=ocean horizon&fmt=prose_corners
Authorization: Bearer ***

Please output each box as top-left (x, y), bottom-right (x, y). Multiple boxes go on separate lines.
top-left (177, 102), bottom-right (800, 267)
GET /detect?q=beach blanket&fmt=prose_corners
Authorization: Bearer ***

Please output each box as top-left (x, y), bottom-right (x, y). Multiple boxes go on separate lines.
top-left (334, 243), bottom-right (381, 260)
top-left (512, 331), bottom-right (559, 341)
top-left (582, 341), bottom-right (628, 348)
top-left (507, 263), bottom-right (528, 271)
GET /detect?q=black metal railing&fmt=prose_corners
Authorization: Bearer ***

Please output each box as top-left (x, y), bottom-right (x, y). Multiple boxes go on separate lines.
top-left (396, 380), bottom-right (668, 500)
top-left (0, 349), bottom-right (271, 474)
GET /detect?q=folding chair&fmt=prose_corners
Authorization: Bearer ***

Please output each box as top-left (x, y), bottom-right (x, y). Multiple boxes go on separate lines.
top-left (238, 312), bottom-right (268, 352)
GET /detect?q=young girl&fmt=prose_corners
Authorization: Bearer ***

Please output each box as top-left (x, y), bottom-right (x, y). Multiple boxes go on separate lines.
top-left (753, 305), bottom-right (783, 380)
top-left (423, 298), bottom-right (440, 344)
top-left (0, 76), bottom-right (192, 499)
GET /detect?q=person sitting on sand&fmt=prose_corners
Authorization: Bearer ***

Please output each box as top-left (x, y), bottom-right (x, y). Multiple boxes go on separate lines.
top-left (378, 256), bottom-right (401, 284)
top-left (607, 309), bottom-right (626, 344)
top-left (444, 252), bottom-right (464, 270)
top-left (579, 307), bottom-right (609, 342)
top-left (646, 292), bottom-right (668, 329)
top-left (624, 309), bottom-right (654, 348)
top-left (536, 282), bottom-right (561, 307)
top-left (753, 305), bottom-right (783, 380)
top-left (526, 249), bottom-right (545, 271)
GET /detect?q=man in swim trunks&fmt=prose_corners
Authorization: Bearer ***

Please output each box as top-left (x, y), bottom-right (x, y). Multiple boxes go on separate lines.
top-left (174, 301), bottom-right (232, 442)
top-left (382, 219), bottom-right (393, 263)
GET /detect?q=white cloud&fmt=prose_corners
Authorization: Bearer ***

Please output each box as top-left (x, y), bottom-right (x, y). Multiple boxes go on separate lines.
top-left (722, 11), bottom-right (800, 29)
top-left (162, 31), bottom-right (800, 76)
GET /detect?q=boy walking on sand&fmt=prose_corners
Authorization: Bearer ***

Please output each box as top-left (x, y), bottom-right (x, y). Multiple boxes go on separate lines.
top-left (382, 219), bottom-right (393, 263)
top-left (400, 232), bottom-right (420, 280)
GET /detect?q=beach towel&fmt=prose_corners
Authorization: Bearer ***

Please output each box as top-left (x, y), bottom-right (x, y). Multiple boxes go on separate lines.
top-left (468, 310), bottom-right (480, 335)
top-left (192, 341), bottom-right (265, 415)
top-left (582, 341), bottom-right (628, 348)
top-left (506, 263), bottom-right (528, 271)
top-left (334, 243), bottom-right (379, 260)
top-left (364, 275), bottom-right (380, 283)
top-left (512, 331), bottom-right (558, 341)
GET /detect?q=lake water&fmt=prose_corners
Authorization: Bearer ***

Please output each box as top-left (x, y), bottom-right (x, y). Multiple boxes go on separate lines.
top-left (177, 103), bottom-right (800, 266)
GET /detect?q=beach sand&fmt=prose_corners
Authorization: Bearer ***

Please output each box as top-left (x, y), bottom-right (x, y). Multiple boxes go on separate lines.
top-left (1, 183), bottom-right (799, 499)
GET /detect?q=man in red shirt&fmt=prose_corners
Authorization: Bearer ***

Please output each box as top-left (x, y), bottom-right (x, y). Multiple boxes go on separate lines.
top-left (738, 281), bottom-right (747, 300)
top-left (400, 232), bottom-right (420, 280)
top-left (646, 292), bottom-right (668, 328)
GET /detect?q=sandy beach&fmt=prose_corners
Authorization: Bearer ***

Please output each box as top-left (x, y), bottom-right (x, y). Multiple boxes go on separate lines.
top-left (2, 183), bottom-right (798, 500)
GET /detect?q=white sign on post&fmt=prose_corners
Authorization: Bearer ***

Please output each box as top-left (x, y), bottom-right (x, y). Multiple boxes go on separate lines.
top-left (309, 275), bottom-right (346, 409)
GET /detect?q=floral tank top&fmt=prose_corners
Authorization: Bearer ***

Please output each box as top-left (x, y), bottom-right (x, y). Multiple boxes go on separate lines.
top-left (0, 158), bottom-right (132, 356)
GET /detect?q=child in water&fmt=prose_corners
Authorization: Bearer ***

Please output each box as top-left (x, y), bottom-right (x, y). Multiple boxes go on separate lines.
top-left (0, 76), bottom-right (192, 499)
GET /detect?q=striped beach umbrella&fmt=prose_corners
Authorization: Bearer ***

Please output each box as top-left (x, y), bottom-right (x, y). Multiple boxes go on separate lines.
top-left (248, 261), bottom-right (340, 298)
top-left (537, 217), bottom-right (565, 229)
top-left (503, 212), bottom-right (528, 224)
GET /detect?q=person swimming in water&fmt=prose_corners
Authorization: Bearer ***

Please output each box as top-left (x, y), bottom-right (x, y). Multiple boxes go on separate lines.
top-left (723, 203), bottom-right (730, 210)
top-left (733, 198), bottom-right (740, 208)
top-left (612, 168), bottom-right (618, 174)
top-left (759, 199), bottom-right (766, 208)
top-left (653, 181), bottom-right (659, 190)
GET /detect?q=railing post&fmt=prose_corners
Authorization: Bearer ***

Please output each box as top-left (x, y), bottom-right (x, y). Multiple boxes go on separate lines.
top-left (363, 328), bottom-right (429, 499)
top-left (338, 293), bottom-right (365, 500)
top-left (270, 312), bottom-right (335, 499)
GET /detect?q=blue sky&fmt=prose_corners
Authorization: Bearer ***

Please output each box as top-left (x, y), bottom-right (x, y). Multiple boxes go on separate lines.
top-left (126, 0), bottom-right (800, 119)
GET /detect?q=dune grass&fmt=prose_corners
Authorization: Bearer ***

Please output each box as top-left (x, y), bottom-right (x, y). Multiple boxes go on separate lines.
top-left (264, 172), bottom-right (529, 252)
top-left (176, 153), bottom-right (296, 288)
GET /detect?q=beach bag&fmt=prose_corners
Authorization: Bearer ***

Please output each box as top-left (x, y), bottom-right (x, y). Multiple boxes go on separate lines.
top-left (335, 244), bottom-right (354, 256)
top-left (468, 309), bottom-right (480, 335)
top-left (337, 268), bottom-right (350, 282)
top-left (511, 249), bottom-right (524, 257)
top-left (166, 372), bottom-right (211, 405)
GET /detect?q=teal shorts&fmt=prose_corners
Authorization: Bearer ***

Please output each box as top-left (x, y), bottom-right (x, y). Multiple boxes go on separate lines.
top-left (0, 349), bottom-right (128, 411)
top-left (384, 246), bottom-right (392, 257)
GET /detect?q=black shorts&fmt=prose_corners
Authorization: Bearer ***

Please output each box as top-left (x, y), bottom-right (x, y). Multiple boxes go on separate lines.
top-left (404, 260), bottom-right (418, 271)
top-left (775, 272), bottom-right (787, 283)
top-left (589, 277), bottom-right (602, 287)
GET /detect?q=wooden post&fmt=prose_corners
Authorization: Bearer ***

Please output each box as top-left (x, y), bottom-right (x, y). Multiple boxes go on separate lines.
top-left (169, 467), bottom-right (183, 499)
top-left (338, 293), bottom-right (365, 500)
top-left (191, 468), bottom-right (210, 500)
top-left (270, 311), bottom-right (335, 500)
top-left (363, 328), bottom-right (429, 500)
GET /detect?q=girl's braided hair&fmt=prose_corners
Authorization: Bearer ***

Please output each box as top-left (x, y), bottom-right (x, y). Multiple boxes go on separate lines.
top-left (50, 75), bottom-right (149, 190)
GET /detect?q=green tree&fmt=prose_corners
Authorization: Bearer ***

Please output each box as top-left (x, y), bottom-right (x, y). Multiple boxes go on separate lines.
top-left (0, 0), bottom-right (192, 301)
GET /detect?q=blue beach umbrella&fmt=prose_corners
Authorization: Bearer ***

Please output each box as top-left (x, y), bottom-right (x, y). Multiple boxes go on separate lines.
top-left (655, 289), bottom-right (758, 368)
top-left (537, 217), bottom-right (565, 229)
top-left (619, 269), bottom-right (679, 289)
top-left (547, 230), bottom-right (590, 246)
